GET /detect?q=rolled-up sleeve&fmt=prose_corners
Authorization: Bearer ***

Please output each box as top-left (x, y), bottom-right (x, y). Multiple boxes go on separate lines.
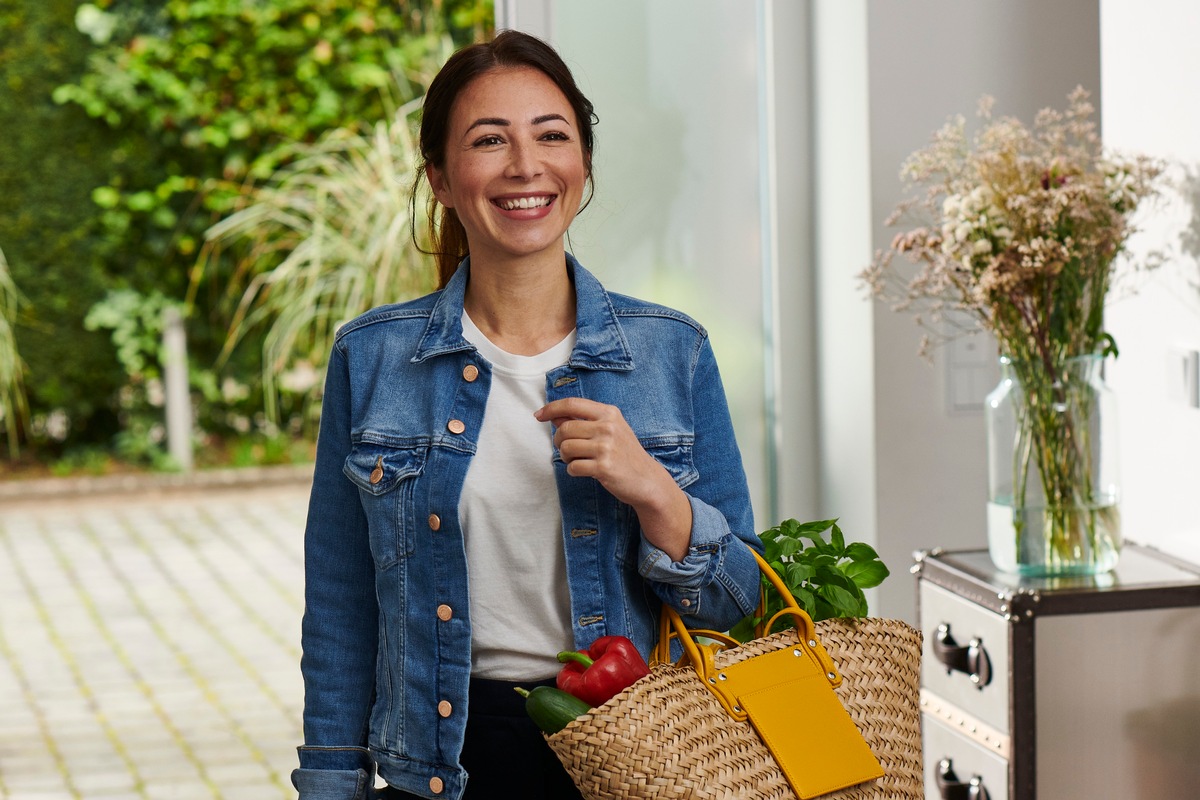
top-left (637, 335), bottom-right (762, 630)
top-left (292, 746), bottom-right (375, 799)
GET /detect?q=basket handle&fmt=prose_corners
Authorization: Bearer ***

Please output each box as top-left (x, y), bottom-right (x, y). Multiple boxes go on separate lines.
top-left (651, 547), bottom-right (842, 691)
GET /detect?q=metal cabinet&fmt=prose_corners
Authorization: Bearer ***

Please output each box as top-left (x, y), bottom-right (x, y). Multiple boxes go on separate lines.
top-left (913, 544), bottom-right (1200, 799)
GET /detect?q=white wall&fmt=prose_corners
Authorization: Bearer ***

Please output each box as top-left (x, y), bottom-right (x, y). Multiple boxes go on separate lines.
top-left (1100, 0), bottom-right (1200, 564)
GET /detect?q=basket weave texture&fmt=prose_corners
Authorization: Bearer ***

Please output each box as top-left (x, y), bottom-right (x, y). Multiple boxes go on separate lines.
top-left (546, 617), bottom-right (923, 799)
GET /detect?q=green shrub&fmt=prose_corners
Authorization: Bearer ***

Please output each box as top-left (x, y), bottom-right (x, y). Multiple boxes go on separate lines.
top-left (1, 0), bottom-right (490, 466)
top-left (197, 100), bottom-right (436, 426)
top-left (0, 0), bottom-right (128, 453)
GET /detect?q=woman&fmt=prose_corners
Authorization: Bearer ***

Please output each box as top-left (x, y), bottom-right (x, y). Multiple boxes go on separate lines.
top-left (292, 29), bottom-right (762, 800)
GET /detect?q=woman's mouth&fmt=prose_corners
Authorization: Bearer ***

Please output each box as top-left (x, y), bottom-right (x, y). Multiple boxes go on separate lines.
top-left (495, 195), bottom-right (555, 211)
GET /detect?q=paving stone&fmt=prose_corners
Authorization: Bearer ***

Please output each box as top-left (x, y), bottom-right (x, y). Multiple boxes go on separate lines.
top-left (0, 480), bottom-right (309, 799)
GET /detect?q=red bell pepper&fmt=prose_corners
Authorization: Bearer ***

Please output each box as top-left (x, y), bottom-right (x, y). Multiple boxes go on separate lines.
top-left (556, 635), bottom-right (651, 707)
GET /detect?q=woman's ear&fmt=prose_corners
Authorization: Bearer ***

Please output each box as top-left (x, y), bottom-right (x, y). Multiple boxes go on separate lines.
top-left (426, 164), bottom-right (454, 209)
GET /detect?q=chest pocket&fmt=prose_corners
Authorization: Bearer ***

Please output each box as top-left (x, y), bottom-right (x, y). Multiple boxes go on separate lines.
top-left (344, 442), bottom-right (428, 569)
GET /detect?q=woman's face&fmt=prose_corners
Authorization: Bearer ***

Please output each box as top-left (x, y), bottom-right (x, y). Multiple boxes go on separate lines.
top-left (427, 66), bottom-right (588, 268)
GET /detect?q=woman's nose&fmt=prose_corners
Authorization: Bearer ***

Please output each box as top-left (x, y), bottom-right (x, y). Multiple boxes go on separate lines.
top-left (505, 141), bottom-right (543, 179)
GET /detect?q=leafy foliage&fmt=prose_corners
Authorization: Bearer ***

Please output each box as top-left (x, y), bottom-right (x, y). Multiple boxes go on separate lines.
top-left (730, 519), bottom-right (890, 643)
top-left (54, 0), bottom-right (488, 300)
top-left (195, 99), bottom-right (437, 426)
top-left (0, 0), bottom-right (128, 453)
top-left (0, 0), bottom-right (490, 467)
top-left (0, 246), bottom-right (28, 456)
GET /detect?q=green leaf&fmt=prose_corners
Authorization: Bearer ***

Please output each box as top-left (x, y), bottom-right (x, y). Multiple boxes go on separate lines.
top-left (728, 615), bottom-right (757, 644)
top-left (818, 584), bottom-right (861, 616)
top-left (784, 561), bottom-right (815, 586)
top-left (792, 518), bottom-right (837, 536)
top-left (830, 523), bottom-right (846, 553)
top-left (814, 566), bottom-right (855, 590)
top-left (770, 519), bottom-right (792, 537)
top-left (1099, 331), bottom-right (1120, 359)
top-left (126, 191), bottom-right (157, 212)
top-left (92, 186), bottom-right (121, 209)
top-left (793, 586), bottom-right (818, 617)
top-left (776, 537), bottom-right (802, 558)
top-left (810, 553), bottom-right (838, 569)
top-left (844, 542), bottom-right (880, 562)
top-left (813, 597), bottom-right (838, 622)
top-left (844, 559), bottom-right (890, 589)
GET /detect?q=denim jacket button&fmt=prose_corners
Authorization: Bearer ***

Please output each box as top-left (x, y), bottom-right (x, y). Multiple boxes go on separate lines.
top-left (428, 514), bottom-right (442, 531)
top-left (462, 364), bottom-right (479, 382)
top-left (447, 419), bottom-right (466, 435)
top-left (437, 700), bottom-right (453, 718)
top-left (680, 598), bottom-right (693, 608)
top-left (429, 776), bottom-right (445, 794)
top-left (436, 604), bottom-right (453, 621)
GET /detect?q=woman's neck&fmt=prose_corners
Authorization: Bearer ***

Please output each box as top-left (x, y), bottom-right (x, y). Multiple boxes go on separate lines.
top-left (463, 252), bottom-right (576, 356)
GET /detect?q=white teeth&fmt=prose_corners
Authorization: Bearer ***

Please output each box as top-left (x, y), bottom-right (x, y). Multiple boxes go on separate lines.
top-left (498, 196), bottom-right (552, 210)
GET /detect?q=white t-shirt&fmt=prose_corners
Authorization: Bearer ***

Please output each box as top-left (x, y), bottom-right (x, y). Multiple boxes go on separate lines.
top-left (458, 311), bottom-right (577, 679)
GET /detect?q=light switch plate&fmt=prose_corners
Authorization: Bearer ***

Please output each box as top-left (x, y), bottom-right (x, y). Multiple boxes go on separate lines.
top-left (1166, 346), bottom-right (1200, 408)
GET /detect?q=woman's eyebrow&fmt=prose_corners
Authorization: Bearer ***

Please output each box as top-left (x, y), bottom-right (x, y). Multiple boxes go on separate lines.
top-left (465, 113), bottom-right (568, 133)
top-left (466, 117), bottom-right (509, 132)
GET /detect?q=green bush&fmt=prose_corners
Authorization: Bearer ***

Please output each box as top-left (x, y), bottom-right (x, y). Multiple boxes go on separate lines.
top-left (0, 0), bottom-right (491, 466)
top-left (0, 245), bottom-right (28, 456)
top-left (197, 100), bottom-right (437, 427)
top-left (0, 0), bottom-right (128, 453)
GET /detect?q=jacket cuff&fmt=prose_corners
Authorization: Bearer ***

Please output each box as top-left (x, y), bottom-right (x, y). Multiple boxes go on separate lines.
top-left (293, 746), bottom-right (375, 800)
top-left (637, 495), bottom-right (729, 594)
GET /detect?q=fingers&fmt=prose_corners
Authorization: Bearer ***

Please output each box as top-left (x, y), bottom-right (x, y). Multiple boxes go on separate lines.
top-left (534, 396), bottom-right (607, 424)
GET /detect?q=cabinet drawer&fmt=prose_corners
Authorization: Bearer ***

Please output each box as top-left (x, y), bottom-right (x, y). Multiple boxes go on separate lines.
top-left (920, 581), bottom-right (1009, 732)
top-left (923, 713), bottom-right (1009, 800)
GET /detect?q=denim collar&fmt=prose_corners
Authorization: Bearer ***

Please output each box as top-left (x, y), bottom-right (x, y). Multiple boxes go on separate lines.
top-left (412, 253), bottom-right (634, 371)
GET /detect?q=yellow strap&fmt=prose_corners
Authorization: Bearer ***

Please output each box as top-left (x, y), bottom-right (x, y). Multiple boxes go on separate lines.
top-left (651, 546), bottom-right (842, 696)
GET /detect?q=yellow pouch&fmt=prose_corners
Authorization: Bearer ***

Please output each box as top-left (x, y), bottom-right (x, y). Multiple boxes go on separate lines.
top-left (655, 550), bottom-right (884, 798)
top-left (734, 665), bottom-right (884, 797)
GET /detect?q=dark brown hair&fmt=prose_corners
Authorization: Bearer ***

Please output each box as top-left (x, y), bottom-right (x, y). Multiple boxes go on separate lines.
top-left (411, 29), bottom-right (598, 288)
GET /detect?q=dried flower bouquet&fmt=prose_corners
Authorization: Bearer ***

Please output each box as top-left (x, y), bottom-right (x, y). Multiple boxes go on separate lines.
top-left (862, 87), bottom-right (1164, 572)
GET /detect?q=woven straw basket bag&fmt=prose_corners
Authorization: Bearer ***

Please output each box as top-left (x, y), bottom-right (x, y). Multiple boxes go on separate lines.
top-left (546, 552), bottom-right (924, 799)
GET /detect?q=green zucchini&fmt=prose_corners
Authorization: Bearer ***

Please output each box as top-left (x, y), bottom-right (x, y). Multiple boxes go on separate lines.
top-left (514, 685), bottom-right (592, 734)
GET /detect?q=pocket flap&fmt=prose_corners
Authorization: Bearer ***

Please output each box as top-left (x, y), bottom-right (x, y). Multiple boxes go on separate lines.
top-left (644, 442), bottom-right (699, 489)
top-left (343, 443), bottom-right (426, 495)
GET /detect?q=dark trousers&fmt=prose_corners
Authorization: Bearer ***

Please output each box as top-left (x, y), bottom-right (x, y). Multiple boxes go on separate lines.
top-left (378, 677), bottom-right (584, 800)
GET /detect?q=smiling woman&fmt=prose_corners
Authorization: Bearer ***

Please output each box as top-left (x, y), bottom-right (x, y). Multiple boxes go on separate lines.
top-left (293, 29), bottom-right (764, 800)
top-left (425, 66), bottom-right (589, 291)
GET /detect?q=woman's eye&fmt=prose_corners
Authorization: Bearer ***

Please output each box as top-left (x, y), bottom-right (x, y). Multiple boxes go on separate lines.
top-left (541, 131), bottom-right (570, 142)
top-left (472, 134), bottom-right (504, 147)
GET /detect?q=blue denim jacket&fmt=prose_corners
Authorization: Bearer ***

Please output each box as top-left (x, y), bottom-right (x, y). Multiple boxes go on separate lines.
top-left (293, 255), bottom-right (761, 800)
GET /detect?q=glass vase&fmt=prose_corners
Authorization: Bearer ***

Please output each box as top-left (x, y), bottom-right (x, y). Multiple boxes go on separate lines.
top-left (985, 354), bottom-right (1121, 575)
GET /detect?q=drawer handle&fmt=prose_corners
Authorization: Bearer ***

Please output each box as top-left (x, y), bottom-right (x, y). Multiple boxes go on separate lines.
top-left (936, 758), bottom-right (991, 800)
top-left (934, 623), bottom-right (992, 688)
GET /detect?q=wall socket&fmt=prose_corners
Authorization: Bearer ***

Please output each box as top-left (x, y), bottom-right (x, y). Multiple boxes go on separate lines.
top-left (1167, 346), bottom-right (1200, 408)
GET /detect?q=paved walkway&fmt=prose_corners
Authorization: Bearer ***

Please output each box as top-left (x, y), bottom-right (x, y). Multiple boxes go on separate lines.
top-left (0, 475), bottom-right (313, 800)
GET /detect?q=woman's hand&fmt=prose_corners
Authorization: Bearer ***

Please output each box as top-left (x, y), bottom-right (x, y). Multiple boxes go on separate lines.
top-left (535, 397), bottom-right (693, 561)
